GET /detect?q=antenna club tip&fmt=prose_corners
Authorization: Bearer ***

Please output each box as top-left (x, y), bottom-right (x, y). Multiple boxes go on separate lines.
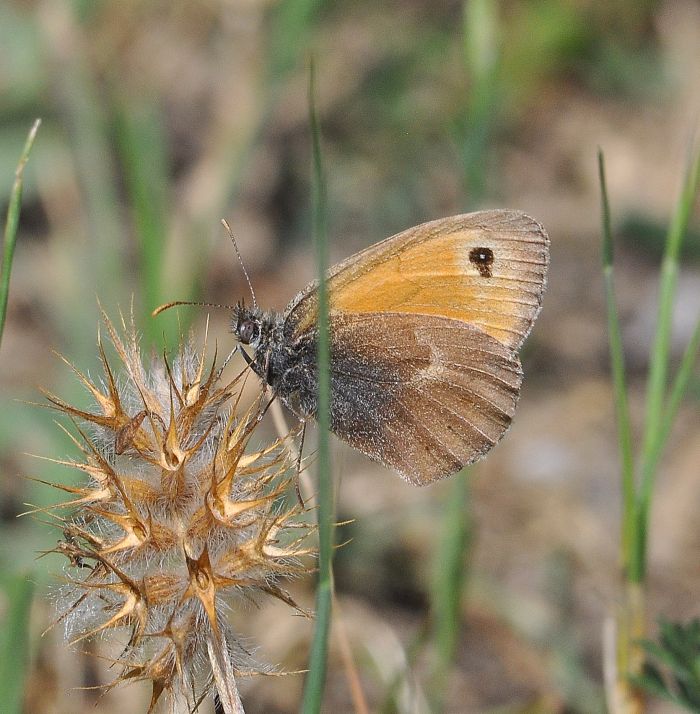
top-left (152, 302), bottom-right (178, 317)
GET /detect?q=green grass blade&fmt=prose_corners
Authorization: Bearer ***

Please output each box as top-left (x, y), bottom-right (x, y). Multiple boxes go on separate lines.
top-left (459, 0), bottom-right (499, 204)
top-left (659, 314), bottom-right (700, 451)
top-left (640, 145), bottom-right (700, 468)
top-left (301, 57), bottom-right (334, 714)
top-left (0, 572), bottom-right (35, 714)
top-left (267, 0), bottom-right (326, 84)
top-left (597, 149), bottom-right (635, 572)
top-left (0, 118), bottom-right (40, 350)
top-left (638, 313), bottom-right (700, 517)
top-left (635, 145), bottom-right (700, 580)
top-left (114, 101), bottom-right (174, 342)
top-left (428, 471), bottom-right (472, 712)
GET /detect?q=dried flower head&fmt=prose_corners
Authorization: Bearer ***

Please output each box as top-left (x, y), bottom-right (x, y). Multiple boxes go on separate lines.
top-left (39, 313), bottom-right (314, 713)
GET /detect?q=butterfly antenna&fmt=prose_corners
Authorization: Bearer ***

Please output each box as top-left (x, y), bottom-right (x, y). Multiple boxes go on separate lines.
top-left (221, 218), bottom-right (257, 310)
top-left (151, 300), bottom-right (235, 317)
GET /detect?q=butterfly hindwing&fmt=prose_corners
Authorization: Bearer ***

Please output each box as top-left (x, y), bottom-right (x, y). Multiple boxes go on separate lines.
top-left (278, 311), bottom-right (523, 484)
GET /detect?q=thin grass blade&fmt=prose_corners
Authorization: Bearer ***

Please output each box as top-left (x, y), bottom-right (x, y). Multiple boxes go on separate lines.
top-left (301, 57), bottom-right (335, 714)
top-left (636, 144), bottom-right (700, 579)
top-left (458, 0), bottom-right (499, 204)
top-left (638, 313), bottom-right (700, 511)
top-left (0, 118), bottom-right (40, 350)
top-left (0, 572), bottom-right (34, 714)
top-left (114, 101), bottom-right (173, 342)
top-left (597, 149), bottom-right (635, 572)
top-left (428, 471), bottom-right (472, 712)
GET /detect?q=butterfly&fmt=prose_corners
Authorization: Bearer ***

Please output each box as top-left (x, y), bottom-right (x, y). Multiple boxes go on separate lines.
top-left (230, 209), bottom-right (549, 485)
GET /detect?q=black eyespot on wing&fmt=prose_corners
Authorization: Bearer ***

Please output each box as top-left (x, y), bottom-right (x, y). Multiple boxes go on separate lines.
top-left (469, 246), bottom-right (494, 278)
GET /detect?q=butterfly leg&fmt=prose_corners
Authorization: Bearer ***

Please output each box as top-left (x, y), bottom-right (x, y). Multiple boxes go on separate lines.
top-left (294, 419), bottom-right (307, 508)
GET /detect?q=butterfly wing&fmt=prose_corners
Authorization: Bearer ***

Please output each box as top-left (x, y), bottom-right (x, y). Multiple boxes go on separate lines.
top-left (285, 209), bottom-right (549, 351)
top-left (280, 209), bottom-right (547, 483)
top-left (319, 312), bottom-right (522, 484)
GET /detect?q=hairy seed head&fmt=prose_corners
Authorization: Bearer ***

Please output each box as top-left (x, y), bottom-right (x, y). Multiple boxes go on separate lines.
top-left (41, 313), bottom-right (314, 713)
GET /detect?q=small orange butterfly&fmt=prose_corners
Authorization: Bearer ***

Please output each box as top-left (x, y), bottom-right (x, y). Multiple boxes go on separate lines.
top-left (230, 209), bottom-right (549, 485)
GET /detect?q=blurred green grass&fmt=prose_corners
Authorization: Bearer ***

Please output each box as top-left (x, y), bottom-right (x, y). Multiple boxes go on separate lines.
top-left (600, 141), bottom-right (700, 706)
top-left (0, 118), bottom-right (39, 714)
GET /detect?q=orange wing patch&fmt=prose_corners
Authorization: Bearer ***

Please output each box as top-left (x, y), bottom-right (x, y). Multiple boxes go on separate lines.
top-left (286, 210), bottom-right (549, 351)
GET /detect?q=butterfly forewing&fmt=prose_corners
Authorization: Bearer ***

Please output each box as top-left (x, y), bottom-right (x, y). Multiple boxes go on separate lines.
top-left (285, 209), bottom-right (549, 351)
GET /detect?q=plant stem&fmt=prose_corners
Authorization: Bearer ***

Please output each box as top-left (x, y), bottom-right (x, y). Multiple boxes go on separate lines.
top-left (114, 101), bottom-right (170, 341)
top-left (601, 143), bottom-right (700, 713)
top-left (613, 582), bottom-right (646, 714)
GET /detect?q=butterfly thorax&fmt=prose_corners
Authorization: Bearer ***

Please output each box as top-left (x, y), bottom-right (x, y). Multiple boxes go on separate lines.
top-left (232, 302), bottom-right (320, 419)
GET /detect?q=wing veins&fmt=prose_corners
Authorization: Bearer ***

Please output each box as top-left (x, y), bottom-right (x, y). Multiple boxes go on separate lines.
top-left (443, 363), bottom-right (520, 391)
top-left (409, 390), bottom-right (496, 447)
top-left (384, 399), bottom-right (466, 467)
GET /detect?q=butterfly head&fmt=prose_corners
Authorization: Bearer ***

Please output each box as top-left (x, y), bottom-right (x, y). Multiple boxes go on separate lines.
top-left (232, 301), bottom-right (273, 350)
top-left (231, 302), bottom-right (285, 385)
top-left (232, 302), bottom-right (263, 347)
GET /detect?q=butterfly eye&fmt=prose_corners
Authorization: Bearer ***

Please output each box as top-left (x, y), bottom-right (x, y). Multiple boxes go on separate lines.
top-left (238, 319), bottom-right (259, 345)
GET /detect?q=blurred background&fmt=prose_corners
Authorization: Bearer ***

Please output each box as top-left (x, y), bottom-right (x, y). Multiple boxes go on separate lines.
top-left (1, 0), bottom-right (699, 712)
